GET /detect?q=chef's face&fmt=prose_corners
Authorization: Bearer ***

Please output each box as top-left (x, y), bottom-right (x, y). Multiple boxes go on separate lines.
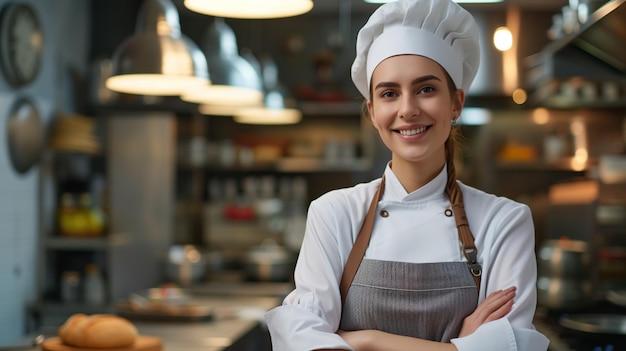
top-left (367, 55), bottom-right (463, 168)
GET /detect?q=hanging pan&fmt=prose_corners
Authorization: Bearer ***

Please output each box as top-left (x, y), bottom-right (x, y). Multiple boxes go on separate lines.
top-left (6, 96), bottom-right (45, 174)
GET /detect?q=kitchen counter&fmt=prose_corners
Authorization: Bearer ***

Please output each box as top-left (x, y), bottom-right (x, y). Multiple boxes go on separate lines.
top-left (134, 318), bottom-right (260, 351)
top-left (129, 295), bottom-right (280, 351)
top-left (26, 294), bottom-right (281, 351)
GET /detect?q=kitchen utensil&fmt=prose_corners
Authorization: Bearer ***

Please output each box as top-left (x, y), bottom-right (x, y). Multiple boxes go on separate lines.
top-left (537, 276), bottom-right (594, 310)
top-left (607, 290), bottom-right (626, 307)
top-left (6, 97), bottom-right (45, 174)
top-left (164, 245), bottom-right (207, 286)
top-left (537, 238), bottom-right (591, 279)
top-left (560, 314), bottom-right (626, 336)
top-left (537, 238), bottom-right (595, 310)
top-left (243, 239), bottom-right (294, 282)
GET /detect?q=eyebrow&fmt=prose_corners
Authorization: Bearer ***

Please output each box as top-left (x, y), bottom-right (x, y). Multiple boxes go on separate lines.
top-left (373, 75), bottom-right (442, 90)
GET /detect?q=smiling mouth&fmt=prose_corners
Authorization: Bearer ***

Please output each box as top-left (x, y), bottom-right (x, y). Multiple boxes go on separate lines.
top-left (396, 126), bottom-right (428, 136)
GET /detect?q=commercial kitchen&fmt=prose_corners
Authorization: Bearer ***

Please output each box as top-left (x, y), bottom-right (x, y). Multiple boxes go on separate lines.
top-left (0, 0), bottom-right (625, 350)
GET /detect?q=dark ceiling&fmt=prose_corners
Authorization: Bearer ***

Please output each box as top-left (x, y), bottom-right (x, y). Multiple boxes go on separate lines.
top-left (89, 0), bottom-right (568, 61)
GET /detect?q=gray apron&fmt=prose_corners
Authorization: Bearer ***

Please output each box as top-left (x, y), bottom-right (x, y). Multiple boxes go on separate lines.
top-left (339, 175), bottom-right (481, 341)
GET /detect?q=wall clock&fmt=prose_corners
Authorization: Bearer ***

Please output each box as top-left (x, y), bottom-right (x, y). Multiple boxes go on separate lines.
top-left (0, 3), bottom-right (43, 88)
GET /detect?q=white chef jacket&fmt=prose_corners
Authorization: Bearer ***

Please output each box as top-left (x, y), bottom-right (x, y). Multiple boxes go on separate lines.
top-left (264, 164), bottom-right (549, 351)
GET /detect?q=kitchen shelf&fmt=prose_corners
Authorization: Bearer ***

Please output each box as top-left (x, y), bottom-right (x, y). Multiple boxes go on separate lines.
top-left (495, 157), bottom-right (594, 172)
top-left (524, 0), bottom-right (626, 108)
top-left (297, 101), bottom-right (363, 116)
top-left (44, 237), bottom-right (109, 250)
top-left (178, 157), bottom-right (371, 174)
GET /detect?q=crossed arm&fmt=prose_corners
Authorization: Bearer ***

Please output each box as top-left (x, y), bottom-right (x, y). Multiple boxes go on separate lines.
top-left (318, 286), bottom-right (517, 351)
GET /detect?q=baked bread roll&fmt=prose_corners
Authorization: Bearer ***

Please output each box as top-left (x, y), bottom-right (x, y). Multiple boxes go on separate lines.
top-left (58, 313), bottom-right (138, 348)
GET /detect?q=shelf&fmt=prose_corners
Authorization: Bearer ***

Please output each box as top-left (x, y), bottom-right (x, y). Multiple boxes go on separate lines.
top-left (495, 157), bottom-right (593, 172)
top-left (297, 101), bottom-right (363, 116)
top-left (43, 233), bottom-right (130, 250)
top-left (178, 157), bottom-right (372, 174)
top-left (44, 237), bottom-right (109, 250)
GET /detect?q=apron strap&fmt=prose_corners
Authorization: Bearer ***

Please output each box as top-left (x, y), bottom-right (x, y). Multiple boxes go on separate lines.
top-left (339, 173), bottom-right (482, 309)
top-left (339, 177), bottom-right (385, 308)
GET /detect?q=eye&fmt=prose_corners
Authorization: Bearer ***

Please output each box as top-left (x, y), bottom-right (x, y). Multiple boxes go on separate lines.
top-left (418, 86), bottom-right (436, 94)
top-left (380, 90), bottom-right (398, 98)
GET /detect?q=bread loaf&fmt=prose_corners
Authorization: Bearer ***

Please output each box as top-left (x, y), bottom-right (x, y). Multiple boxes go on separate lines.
top-left (58, 313), bottom-right (138, 348)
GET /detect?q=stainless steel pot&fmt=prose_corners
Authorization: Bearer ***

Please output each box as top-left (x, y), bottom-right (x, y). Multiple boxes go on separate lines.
top-left (537, 239), bottom-right (591, 279)
top-left (243, 239), bottom-right (294, 282)
top-left (164, 245), bottom-right (211, 286)
top-left (537, 276), bottom-right (594, 310)
top-left (537, 239), bottom-right (595, 310)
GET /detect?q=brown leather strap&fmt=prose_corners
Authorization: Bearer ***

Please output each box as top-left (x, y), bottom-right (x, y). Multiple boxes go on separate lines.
top-left (339, 175), bottom-right (481, 310)
top-left (446, 172), bottom-right (482, 288)
top-left (339, 177), bottom-right (385, 308)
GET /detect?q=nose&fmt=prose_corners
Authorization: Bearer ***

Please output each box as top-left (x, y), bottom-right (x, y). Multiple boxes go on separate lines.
top-left (399, 94), bottom-right (419, 119)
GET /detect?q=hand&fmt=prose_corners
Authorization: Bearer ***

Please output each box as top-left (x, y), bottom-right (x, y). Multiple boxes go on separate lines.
top-left (458, 286), bottom-right (516, 337)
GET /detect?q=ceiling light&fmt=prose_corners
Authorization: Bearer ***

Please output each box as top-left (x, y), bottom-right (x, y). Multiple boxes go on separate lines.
top-left (106, 0), bottom-right (209, 96)
top-left (234, 107), bottom-right (302, 125)
top-left (493, 26), bottom-right (513, 51)
top-left (234, 56), bottom-right (302, 125)
top-left (184, 0), bottom-right (314, 19)
top-left (363, 0), bottom-right (503, 3)
top-left (181, 18), bottom-right (263, 107)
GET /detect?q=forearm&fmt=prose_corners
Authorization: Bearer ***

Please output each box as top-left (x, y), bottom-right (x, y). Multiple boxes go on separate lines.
top-left (339, 330), bottom-right (458, 351)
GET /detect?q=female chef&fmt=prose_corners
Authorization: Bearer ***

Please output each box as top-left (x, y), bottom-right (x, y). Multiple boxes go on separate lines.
top-left (264, 0), bottom-right (550, 350)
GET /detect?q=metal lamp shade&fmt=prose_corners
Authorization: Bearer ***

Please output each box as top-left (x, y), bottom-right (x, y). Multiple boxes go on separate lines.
top-left (182, 19), bottom-right (263, 108)
top-left (234, 90), bottom-right (302, 125)
top-left (106, 0), bottom-right (209, 96)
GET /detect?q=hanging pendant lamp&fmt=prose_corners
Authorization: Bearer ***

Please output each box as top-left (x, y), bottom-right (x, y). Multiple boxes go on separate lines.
top-left (234, 55), bottom-right (301, 125)
top-left (184, 0), bottom-right (313, 19)
top-left (105, 0), bottom-right (209, 96)
top-left (181, 18), bottom-right (263, 110)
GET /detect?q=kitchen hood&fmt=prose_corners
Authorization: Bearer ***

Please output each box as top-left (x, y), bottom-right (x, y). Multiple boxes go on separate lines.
top-left (524, 0), bottom-right (626, 107)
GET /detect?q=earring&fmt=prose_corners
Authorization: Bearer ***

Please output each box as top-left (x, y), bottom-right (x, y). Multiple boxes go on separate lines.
top-left (451, 118), bottom-right (457, 126)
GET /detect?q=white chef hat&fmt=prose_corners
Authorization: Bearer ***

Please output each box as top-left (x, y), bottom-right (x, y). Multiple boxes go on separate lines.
top-left (351, 0), bottom-right (480, 99)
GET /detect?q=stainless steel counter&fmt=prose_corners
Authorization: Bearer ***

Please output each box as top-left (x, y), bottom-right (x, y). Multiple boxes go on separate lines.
top-left (133, 295), bottom-right (281, 351)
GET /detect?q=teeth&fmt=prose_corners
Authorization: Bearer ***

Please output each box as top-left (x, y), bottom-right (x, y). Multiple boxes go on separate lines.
top-left (399, 127), bottom-right (427, 136)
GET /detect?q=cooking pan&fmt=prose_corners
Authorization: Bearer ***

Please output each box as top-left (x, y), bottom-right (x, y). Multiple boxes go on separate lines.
top-left (6, 97), bottom-right (45, 174)
top-left (559, 313), bottom-right (626, 347)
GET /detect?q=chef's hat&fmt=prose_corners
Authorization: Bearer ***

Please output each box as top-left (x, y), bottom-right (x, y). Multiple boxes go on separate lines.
top-left (351, 0), bottom-right (480, 99)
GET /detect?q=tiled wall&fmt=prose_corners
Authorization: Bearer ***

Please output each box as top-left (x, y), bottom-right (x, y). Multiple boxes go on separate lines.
top-left (0, 0), bottom-right (89, 343)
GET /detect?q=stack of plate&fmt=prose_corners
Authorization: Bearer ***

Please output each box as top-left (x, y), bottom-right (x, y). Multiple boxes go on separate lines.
top-left (50, 114), bottom-right (101, 154)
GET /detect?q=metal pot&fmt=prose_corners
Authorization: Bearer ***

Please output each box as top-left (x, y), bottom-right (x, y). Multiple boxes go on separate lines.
top-left (537, 239), bottom-right (591, 279)
top-left (243, 239), bottom-right (294, 282)
top-left (537, 276), bottom-right (594, 310)
top-left (537, 239), bottom-right (595, 310)
top-left (164, 245), bottom-right (210, 286)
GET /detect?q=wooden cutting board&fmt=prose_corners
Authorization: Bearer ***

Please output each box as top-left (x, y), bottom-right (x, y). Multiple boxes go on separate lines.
top-left (42, 336), bottom-right (162, 351)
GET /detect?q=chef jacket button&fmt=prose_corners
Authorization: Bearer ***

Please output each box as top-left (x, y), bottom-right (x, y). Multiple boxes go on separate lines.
top-left (444, 209), bottom-right (453, 217)
top-left (379, 210), bottom-right (389, 218)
